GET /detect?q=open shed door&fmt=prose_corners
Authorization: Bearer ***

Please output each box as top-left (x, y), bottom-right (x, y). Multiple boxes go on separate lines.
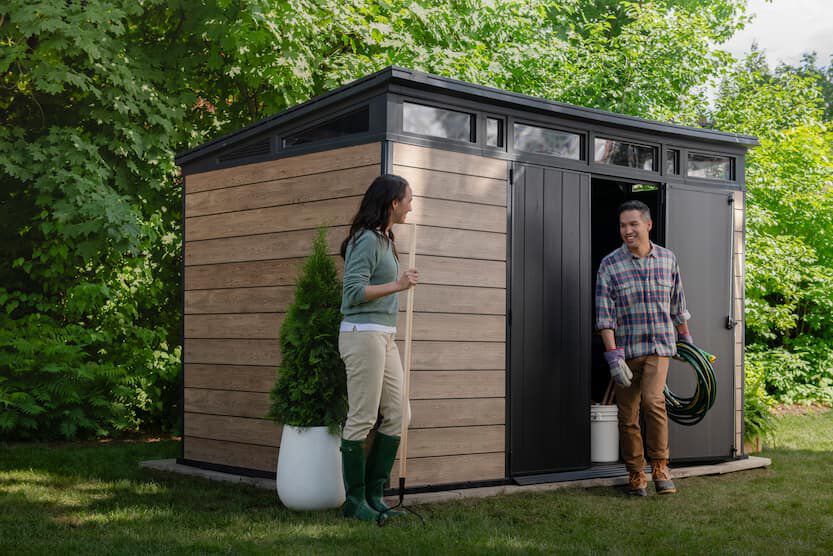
top-left (665, 182), bottom-right (737, 461)
top-left (510, 163), bottom-right (591, 476)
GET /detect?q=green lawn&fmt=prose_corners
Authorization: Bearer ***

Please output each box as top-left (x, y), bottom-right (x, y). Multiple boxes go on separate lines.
top-left (2, 410), bottom-right (832, 555)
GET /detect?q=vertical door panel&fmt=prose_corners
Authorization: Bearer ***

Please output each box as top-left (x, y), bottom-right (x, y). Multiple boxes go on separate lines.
top-left (665, 183), bottom-right (736, 461)
top-left (510, 164), bottom-right (591, 475)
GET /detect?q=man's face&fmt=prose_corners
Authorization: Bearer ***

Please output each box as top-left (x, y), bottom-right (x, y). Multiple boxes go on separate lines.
top-left (619, 209), bottom-right (652, 249)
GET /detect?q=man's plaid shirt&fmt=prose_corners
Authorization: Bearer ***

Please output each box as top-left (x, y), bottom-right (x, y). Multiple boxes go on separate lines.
top-left (595, 242), bottom-right (690, 360)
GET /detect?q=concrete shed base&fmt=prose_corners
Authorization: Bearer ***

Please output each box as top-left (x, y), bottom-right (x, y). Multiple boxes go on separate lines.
top-left (140, 456), bottom-right (770, 506)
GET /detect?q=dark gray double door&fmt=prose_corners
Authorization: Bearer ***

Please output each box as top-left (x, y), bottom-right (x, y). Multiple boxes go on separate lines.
top-left (510, 164), bottom-right (592, 475)
top-left (509, 165), bottom-right (737, 476)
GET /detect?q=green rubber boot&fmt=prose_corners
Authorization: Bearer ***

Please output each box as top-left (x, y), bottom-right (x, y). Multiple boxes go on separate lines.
top-left (340, 439), bottom-right (385, 523)
top-left (365, 432), bottom-right (405, 518)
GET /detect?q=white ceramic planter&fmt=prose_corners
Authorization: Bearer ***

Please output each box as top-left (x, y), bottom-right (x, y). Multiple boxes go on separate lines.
top-left (276, 425), bottom-right (345, 511)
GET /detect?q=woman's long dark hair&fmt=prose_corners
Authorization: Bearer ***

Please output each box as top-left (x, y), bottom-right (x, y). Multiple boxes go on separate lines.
top-left (340, 174), bottom-right (409, 260)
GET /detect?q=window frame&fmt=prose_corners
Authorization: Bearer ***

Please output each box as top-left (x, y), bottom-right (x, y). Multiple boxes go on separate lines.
top-left (279, 105), bottom-right (372, 150)
top-left (510, 119), bottom-right (585, 162)
top-left (592, 135), bottom-right (659, 172)
top-left (686, 150), bottom-right (736, 182)
top-left (401, 100), bottom-right (477, 144)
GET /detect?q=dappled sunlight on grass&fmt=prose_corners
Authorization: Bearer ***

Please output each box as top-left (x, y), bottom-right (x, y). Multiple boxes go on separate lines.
top-left (1, 415), bottom-right (832, 554)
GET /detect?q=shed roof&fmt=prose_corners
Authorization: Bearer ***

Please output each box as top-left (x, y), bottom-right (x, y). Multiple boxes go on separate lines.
top-left (176, 66), bottom-right (758, 166)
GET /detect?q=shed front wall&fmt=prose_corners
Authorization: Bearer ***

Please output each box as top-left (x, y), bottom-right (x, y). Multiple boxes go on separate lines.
top-left (183, 143), bottom-right (382, 473)
top-left (389, 143), bottom-right (509, 487)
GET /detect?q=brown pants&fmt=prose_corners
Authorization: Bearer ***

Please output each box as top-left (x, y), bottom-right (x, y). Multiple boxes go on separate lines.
top-left (615, 355), bottom-right (670, 472)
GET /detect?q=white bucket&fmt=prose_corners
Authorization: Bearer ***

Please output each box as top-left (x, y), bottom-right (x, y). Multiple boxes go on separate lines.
top-left (590, 404), bottom-right (619, 463)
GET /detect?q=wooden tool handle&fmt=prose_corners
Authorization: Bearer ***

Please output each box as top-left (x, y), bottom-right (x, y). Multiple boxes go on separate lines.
top-left (399, 223), bottom-right (417, 478)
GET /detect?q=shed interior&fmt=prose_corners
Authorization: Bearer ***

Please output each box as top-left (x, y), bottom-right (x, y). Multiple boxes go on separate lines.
top-left (589, 178), bottom-right (663, 405)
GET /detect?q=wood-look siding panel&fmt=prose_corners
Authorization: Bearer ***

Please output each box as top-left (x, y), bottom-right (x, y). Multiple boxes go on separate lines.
top-left (733, 191), bottom-right (744, 449)
top-left (186, 165), bottom-right (379, 217)
top-left (185, 258), bottom-right (345, 290)
top-left (397, 285), bottom-right (506, 315)
top-left (395, 225), bottom-right (506, 261)
top-left (390, 452), bottom-right (504, 485)
top-left (185, 313), bottom-right (284, 339)
top-left (393, 165), bottom-right (507, 206)
top-left (185, 388), bottom-right (271, 419)
top-left (186, 224), bottom-right (506, 267)
top-left (185, 197), bottom-right (361, 241)
top-left (184, 437), bottom-right (277, 473)
top-left (397, 425), bottom-right (504, 459)
top-left (413, 256), bottom-right (505, 288)
top-left (185, 259), bottom-right (304, 290)
top-left (185, 227), bottom-right (345, 266)
top-left (185, 287), bottom-right (295, 314)
top-left (185, 413), bottom-right (282, 447)
top-left (402, 341), bottom-right (506, 371)
top-left (185, 143), bottom-right (381, 193)
top-left (733, 195), bottom-right (744, 231)
top-left (394, 313), bottom-right (505, 342)
top-left (410, 371), bottom-right (505, 400)
top-left (185, 339), bottom-right (281, 366)
top-left (186, 196), bottom-right (504, 242)
top-left (393, 143), bottom-right (507, 180)
top-left (186, 283), bottom-right (508, 316)
top-left (185, 364), bottom-right (276, 392)
top-left (406, 197), bottom-right (506, 233)
top-left (410, 398), bottom-right (504, 428)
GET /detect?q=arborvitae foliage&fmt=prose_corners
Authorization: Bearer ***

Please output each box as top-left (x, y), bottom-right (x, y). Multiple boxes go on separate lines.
top-left (267, 228), bottom-right (347, 434)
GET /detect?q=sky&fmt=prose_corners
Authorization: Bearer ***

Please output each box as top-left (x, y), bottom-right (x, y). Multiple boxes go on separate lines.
top-left (722, 0), bottom-right (833, 67)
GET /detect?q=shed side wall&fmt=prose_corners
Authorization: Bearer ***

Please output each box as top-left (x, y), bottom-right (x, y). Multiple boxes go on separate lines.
top-left (734, 190), bottom-right (745, 454)
top-left (183, 142), bottom-right (381, 472)
top-left (389, 143), bottom-right (509, 486)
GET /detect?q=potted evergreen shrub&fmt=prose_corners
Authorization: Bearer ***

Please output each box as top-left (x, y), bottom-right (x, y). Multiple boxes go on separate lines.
top-left (267, 227), bottom-right (348, 510)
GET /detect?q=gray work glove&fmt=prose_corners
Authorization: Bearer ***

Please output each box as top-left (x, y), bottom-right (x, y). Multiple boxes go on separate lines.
top-left (604, 348), bottom-right (633, 388)
top-left (679, 333), bottom-right (694, 345)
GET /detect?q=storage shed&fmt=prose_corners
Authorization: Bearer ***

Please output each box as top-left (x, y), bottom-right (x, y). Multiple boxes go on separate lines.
top-left (175, 67), bottom-right (757, 491)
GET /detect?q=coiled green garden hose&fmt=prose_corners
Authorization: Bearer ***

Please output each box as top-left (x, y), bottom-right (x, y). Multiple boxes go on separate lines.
top-left (665, 341), bottom-right (717, 426)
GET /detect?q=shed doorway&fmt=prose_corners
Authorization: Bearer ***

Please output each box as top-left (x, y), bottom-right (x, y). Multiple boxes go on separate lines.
top-left (509, 164), bottom-right (664, 478)
top-left (589, 178), bottom-right (665, 410)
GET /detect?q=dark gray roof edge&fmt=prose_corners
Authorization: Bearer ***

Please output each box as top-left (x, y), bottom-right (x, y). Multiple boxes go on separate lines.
top-left (174, 67), bottom-right (394, 165)
top-left (177, 65), bottom-right (758, 166)
top-left (389, 66), bottom-right (759, 147)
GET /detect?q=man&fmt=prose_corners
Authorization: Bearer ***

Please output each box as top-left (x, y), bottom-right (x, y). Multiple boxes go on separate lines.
top-left (595, 200), bottom-right (692, 496)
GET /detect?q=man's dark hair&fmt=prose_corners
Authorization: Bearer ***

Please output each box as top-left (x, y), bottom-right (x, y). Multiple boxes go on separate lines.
top-left (617, 200), bottom-right (651, 221)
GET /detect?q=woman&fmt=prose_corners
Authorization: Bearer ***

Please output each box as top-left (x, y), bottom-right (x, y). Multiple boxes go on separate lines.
top-left (338, 174), bottom-right (418, 522)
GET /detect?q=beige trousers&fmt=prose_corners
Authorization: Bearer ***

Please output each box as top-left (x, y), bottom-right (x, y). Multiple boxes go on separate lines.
top-left (615, 355), bottom-right (670, 472)
top-left (339, 328), bottom-right (410, 441)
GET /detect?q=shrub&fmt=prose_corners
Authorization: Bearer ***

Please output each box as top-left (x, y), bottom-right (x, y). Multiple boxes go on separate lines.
top-left (743, 350), bottom-right (778, 443)
top-left (267, 228), bottom-right (347, 434)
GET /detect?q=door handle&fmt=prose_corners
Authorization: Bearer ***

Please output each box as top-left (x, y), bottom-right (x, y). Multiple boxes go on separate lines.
top-left (726, 194), bottom-right (737, 330)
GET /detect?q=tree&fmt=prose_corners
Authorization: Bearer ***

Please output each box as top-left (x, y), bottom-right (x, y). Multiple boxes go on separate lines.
top-left (711, 50), bottom-right (833, 405)
top-left (1, 1), bottom-right (183, 438)
top-left (0, 0), bottom-right (751, 438)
